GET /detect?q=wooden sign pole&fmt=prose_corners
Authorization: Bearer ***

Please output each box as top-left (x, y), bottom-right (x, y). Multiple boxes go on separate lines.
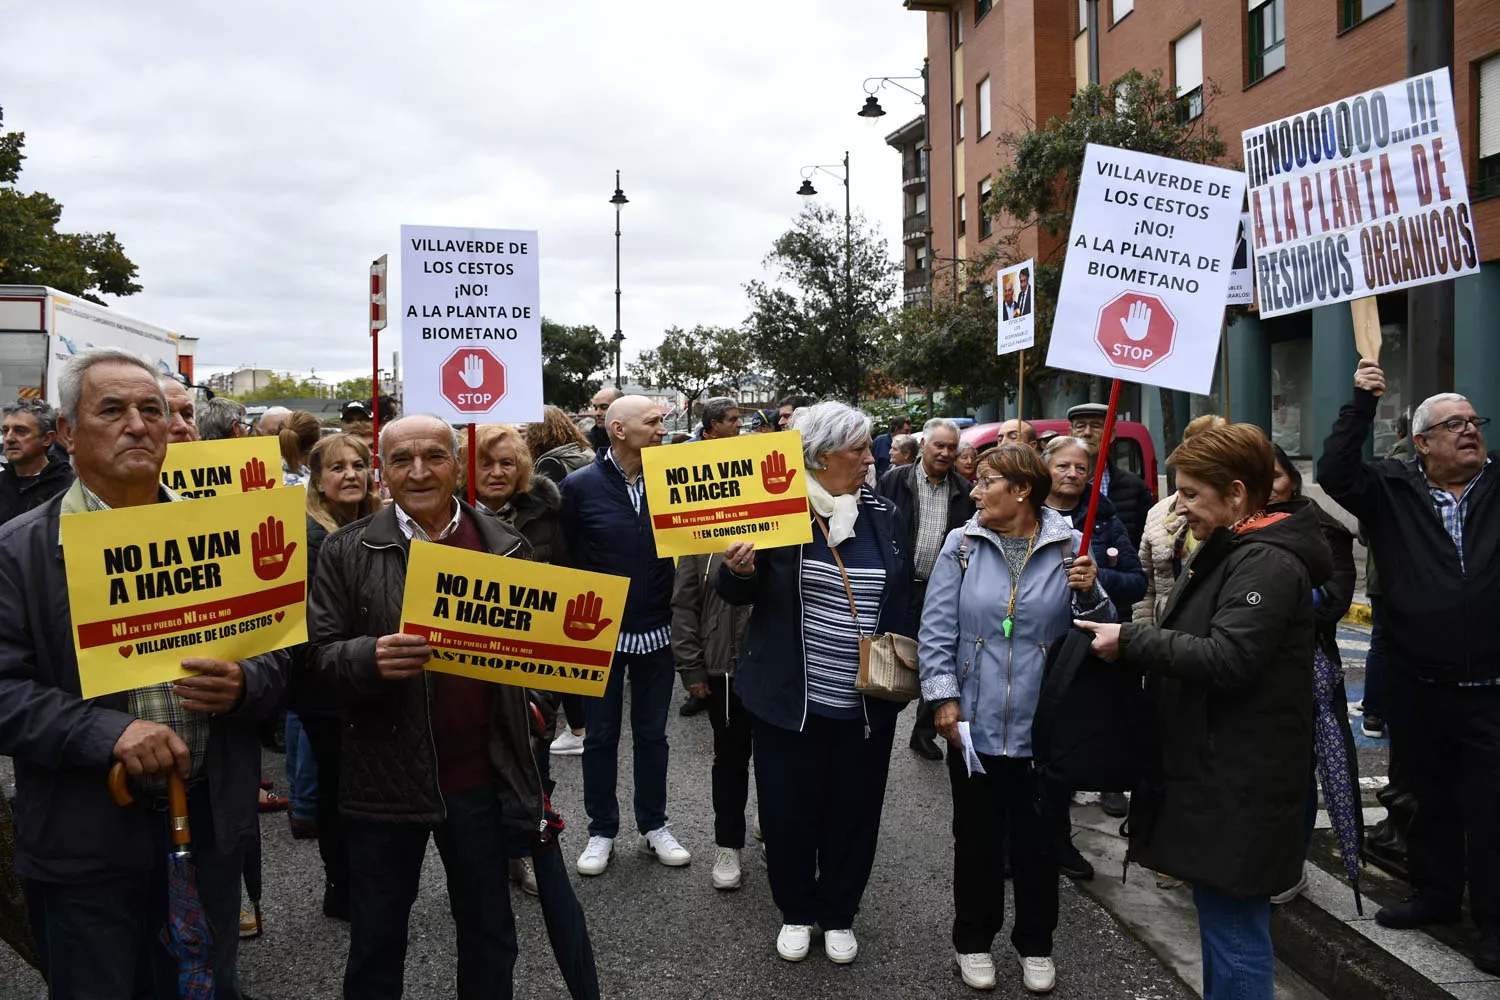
top-left (1017, 349), bottom-right (1026, 427)
top-left (1351, 296), bottom-right (1382, 361)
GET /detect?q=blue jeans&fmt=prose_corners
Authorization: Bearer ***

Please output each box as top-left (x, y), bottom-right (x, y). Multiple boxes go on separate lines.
top-left (283, 710), bottom-right (318, 821)
top-left (345, 788), bottom-right (519, 1000)
top-left (25, 779), bottom-right (246, 1000)
top-left (582, 645), bottom-right (674, 838)
top-left (1192, 884), bottom-right (1273, 1000)
top-left (1364, 595), bottom-right (1388, 718)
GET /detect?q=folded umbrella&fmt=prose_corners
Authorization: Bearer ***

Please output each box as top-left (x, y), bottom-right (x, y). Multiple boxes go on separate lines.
top-left (1312, 648), bottom-right (1364, 915)
top-left (109, 763), bottom-right (216, 999)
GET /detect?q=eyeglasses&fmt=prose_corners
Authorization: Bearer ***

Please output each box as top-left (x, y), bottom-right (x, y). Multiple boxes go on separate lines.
top-left (1421, 416), bottom-right (1490, 435)
top-left (974, 475), bottom-right (1009, 491)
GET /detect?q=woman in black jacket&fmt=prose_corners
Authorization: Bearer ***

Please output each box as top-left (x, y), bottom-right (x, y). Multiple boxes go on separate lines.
top-left (1077, 424), bottom-right (1332, 1000)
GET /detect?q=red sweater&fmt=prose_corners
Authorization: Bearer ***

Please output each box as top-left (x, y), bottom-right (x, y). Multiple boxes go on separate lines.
top-left (431, 512), bottom-right (496, 796)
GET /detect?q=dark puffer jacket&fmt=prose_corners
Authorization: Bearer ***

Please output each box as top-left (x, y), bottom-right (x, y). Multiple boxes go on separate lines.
top-left (308, 503), bottom-right (545, 829)
top-left (671, 552), bottom-right (752, 689)
top-left (506, 475), bottom-right (569, 566)
top-left (0, 456), bottom-right (74, 527)
top-left (1118, 498), bottom-right (1332, 898)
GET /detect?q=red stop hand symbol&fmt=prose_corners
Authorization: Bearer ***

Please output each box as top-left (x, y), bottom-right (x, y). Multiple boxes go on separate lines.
top-left (240, 458), bottom-right (277, 492)
top-left (761, 450), bottom-right (797, 495)
top-left (251, 516), bottom-right (297, 581)
top-left (562, 591), bottom-right (613, 642)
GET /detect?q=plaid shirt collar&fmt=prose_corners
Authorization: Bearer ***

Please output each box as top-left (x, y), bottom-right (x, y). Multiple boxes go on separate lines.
top-left (394, 498), bottom-right (462, 542)
top-left (607, 448), bottom-right (645, 515)
top-left (1420, 457), bottom-right (1489, 569)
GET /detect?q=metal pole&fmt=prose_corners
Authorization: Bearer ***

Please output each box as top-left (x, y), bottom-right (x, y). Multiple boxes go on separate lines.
top-left (370, 333), bottom-right (380, 477)
top-left (1405, 0), bottom-right (1455, 403)
top-left (466, 423), bottom-right (477, 508)
top-left (614, 169), bottom-right (624, 390)
top-left (844, 151), bottom-right (855, 399)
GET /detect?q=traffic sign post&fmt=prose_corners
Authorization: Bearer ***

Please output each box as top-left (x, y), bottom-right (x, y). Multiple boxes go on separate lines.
top-left (1094, 291), bottom-right (1176, 373)
top-left (439, 347), bottom-right (507, 415)
top-left (370, 254), bottom-right (388, 477)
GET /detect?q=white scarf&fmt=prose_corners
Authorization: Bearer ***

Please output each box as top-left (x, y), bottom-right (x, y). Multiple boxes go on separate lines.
top-left (807, 474), bottom-right (861, 547)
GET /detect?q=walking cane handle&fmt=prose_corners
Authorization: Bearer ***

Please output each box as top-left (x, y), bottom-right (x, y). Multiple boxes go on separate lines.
top-left (107, 761), bottom-right (134, 806)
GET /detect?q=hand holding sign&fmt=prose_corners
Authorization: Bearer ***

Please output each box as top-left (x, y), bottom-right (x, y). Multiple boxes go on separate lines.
top-left (240, 457), bottom-right (277, 492)
top-left (251, 516), bottom-right (297, 581)
top-left (1353, 359), bottom-right (1386, 398)
top-left (173, 658), bottom-right (245, 714)
top-left (760, 450), bottom-right (797, 495)
top-left (562, 591), bottom-right (613, 641)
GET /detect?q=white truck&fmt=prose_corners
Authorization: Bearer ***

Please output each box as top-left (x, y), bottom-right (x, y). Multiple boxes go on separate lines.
top-left (0, 285), bottom-right (181, 405)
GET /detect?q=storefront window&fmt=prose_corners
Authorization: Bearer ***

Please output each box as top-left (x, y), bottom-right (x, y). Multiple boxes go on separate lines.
top-left (1272, 339), bottom-right (1313, 458)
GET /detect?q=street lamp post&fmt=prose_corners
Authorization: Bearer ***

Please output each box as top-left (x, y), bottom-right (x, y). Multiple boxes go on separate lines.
top-left (610, 170), bottom-right (628, 389)
top-left (797, 152), bottom-right (853, 354)
top-left (857, 65), bottom-right (931, 301)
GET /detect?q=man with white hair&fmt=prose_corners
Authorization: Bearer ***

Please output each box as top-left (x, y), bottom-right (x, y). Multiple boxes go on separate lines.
top-left (560, 395), bottom-right (690, 876)
top-left (877, 418), bottom-right (975, 761)
top-left (1318, 360), bottom-right (1500, 976)
top-left (160, 376), bottom-right (199, 443)
top-left (257, 405), bottom-right (291, 438)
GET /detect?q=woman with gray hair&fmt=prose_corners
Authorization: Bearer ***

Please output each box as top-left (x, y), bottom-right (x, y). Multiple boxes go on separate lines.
top-left (717, 401), bottom-right (915, 966)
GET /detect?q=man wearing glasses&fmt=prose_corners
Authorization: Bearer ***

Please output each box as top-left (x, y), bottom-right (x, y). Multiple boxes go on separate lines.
top-left (1318, 359), bottom-right (1500, 977)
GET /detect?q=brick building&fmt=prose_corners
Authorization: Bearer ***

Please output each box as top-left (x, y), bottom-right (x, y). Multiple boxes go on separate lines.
top-left (905, 0), bottom-right (1500, 461)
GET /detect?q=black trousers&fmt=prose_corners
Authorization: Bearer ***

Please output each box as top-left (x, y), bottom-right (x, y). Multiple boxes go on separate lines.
top-left (708, 675), bottom-right (754, 848)
top-left (947, 747), bottom-right (1058, 957)
top-left (561, 694), bottom-right (587, 733)
top-left (1400, 676), bottom-right (1500, 927)
top-left (299, 710), bottom-right (349, 892)
top-left (753, 712), bottom-right (896, 930)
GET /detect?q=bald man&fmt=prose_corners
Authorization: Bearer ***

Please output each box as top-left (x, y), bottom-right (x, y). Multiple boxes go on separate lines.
top-left (997, 418), bottom-right (1037, 449)
top-left (559, 395), bottom-right (690, 875)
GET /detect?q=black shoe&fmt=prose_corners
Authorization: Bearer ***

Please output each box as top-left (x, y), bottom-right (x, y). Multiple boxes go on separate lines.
top-left (1374, 896), bottom-right (1462, 930)
top-left (1100, 792), bottom-right (1129, 818)
top-left (323, 882), bottom-right (350, 921)
top-left (1361, 713), bottom-right (1387, 738)
top-left (1476, 926), bottom-right (1500, 976)
top-left (1057, 840), bottom-right (1095, 881)
top-left (679, 695), bottom-right (708, 717)
top-left (908, 731), bottom-right (943, 761)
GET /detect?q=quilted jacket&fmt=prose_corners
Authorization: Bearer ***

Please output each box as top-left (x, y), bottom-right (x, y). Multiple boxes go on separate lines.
top-left (308, 502), bottom-right (546, 829)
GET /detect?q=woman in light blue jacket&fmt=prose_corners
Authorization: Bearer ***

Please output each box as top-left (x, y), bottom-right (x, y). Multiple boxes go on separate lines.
top-left (919, 444), bottom-right (1115, 994)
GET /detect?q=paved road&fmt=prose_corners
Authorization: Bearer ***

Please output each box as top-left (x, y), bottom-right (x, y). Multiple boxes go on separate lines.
top-left (2, 702), bottom-right (1196, 1000)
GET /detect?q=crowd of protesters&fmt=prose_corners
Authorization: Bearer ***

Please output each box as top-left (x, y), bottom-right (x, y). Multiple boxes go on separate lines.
top-left (0, 348), bottom-right (1496, 1000)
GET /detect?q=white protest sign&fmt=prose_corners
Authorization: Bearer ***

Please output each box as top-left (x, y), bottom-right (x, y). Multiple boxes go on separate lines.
top-left (400, 225), bottom-right (542, 423)
top-left (1242, 70), bottom-right (1477, 319)
top-left (997, 259), bottom-right (1036, 355)
top-left (1046, 144), bottom-right (1245, 395)
top-left (1227, 212), bottom-right (1254, 305)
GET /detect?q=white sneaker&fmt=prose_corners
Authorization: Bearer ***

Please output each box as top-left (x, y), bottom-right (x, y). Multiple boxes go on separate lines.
top-left (550, 729), bottom-right (585, 756)
top-left (1271, 869), bottom-right (1308, 905)
top-left (777, 923), bottom-right (812, 962)
top-left (824, 928), bottom-right (858, 964)
top-left (576, 835), bottom-right (613, 876)
top-left (711, 847), bottom-right (742, 890)
top-left (1017, 954), bottom-right (1056, 993)
top-left (508, 856), bottom-right (538, 896)
top-left (954, 951), bottom-right (997, 990)
top-left (640, 825), bottom-right (691, 866)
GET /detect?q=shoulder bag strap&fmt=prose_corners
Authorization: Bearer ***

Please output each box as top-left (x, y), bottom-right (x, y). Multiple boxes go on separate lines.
top-left (813, 512), bottom-right (866, 639)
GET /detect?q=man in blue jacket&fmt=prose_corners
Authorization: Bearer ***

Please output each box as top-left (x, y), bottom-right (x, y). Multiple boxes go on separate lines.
top-left (560, 395), bottom-right (691, 876)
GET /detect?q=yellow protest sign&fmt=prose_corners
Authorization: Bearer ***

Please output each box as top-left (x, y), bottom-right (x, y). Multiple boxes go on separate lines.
top-left (640, 431), bottom-right (812, 557)
top-left (399, 541), bottom-right (629, 697)
top-left (161, 437), bottom-right (284, 499)
top-left (61, 488), bottom-right (309, 698)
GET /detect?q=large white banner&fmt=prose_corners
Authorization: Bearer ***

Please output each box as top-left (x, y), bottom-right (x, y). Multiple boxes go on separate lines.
top-left (1045, 144), bottom-right (1245, 395)
top-left (1242, 70), bottom-right (1478, 318)
top-left (400, 225), bottom-right (542, 424)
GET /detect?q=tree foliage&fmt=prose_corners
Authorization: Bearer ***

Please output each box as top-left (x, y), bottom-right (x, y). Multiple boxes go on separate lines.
top-left (876, 283), bottom-right (1017, 415)
top-left (744, 204), bottom-right (897, 401)
top-left (227, 374), bottom-right (330, 403)
top-left (0, 106), bottom-right (142, 303)
top-left (333, 376), bottom-right (373, 400)
top-left (628, 324), bottom-right (750, 408)
top-left (541, 319), bottom-right (609, 411)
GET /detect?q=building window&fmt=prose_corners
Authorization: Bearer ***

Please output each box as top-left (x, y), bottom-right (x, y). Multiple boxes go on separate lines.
top-left (1248, 0), bottom-right (1286, 84)
top-left (954, 10), bottom-right (963, 47)
top-left (1174, 25), bottom-right (1203, 123)
top-left (916, 245), bottom-right (928, 271)
top-left (957, 194), bottom-right (967, 236)
top-left (978, 178), bottom-right (993, 240)
top-left (1481, 55), bottom-right (1500, 200)
top-left (977, 77), bottom-right (992, 137)
top-left (1113, 0), bottom-right (1133, 23)
top-left (1340, 0), bottom-right (1394, 31)
top-left (956, 100), bottom-right (965, 142)
top-left (1077, 0), bottom-right (1089, 34)
top-left (976, 0), bottom-right (993, 23)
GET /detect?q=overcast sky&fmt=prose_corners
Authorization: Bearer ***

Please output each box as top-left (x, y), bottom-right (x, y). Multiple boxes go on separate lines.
top-left (2, 1), bottom-right (927, 385)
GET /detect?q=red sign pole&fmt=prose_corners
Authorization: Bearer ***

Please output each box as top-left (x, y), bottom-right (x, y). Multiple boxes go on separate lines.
top-left (369, 255), bottom-right (388, 479)
top-left (466, 423), bottom-right (478, 508)
top-left (1077, 378), bottom-right (1124, 557)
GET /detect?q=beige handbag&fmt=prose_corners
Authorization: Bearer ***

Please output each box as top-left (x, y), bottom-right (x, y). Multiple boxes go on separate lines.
top-left (815, 514), bottom-right (921, 703)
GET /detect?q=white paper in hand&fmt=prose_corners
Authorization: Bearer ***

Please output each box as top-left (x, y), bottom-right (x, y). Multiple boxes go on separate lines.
top-left (958, 721), bottom-right (986, 777)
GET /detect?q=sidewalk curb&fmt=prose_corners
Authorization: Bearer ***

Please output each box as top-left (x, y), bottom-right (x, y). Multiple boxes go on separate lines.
top-left (1271, 897), bottom-right (1454, 1000)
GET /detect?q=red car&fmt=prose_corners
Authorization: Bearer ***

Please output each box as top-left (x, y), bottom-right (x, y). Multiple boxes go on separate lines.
top-left (960, 419), bottom-right (1160, 502)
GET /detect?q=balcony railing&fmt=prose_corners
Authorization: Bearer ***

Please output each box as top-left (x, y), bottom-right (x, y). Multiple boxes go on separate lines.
top-left (904, 267), bottom-right (929, 290)
top-left (903, 211), bottom-right (929, 244)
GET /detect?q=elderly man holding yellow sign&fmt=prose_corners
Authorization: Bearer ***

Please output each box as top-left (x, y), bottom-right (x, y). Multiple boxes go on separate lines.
top-left (309, 413), bottom-right (599, 1000)
top-left (0, 348), bottom-right (292, 999)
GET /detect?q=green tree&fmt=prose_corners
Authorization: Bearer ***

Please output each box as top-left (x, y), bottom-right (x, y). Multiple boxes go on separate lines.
top-left (228, 374), bottom-right (328, 403)
top-left (744, 204), bottom-right (898, 401)
top-left (333, 376), bottom-right (373, 400)
top-left (628, 325), bottom-right (720, 410)
top-left (877, 278), bottom-right (1016, 416)
top-left (0, 106), bottom-right (142, 303)
top-left (986, 69), bottom-right (1227, 441)
top-left (707, 327), bottom-right (759, 395)
top-left (541, 319), bottom-right (609, 411)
